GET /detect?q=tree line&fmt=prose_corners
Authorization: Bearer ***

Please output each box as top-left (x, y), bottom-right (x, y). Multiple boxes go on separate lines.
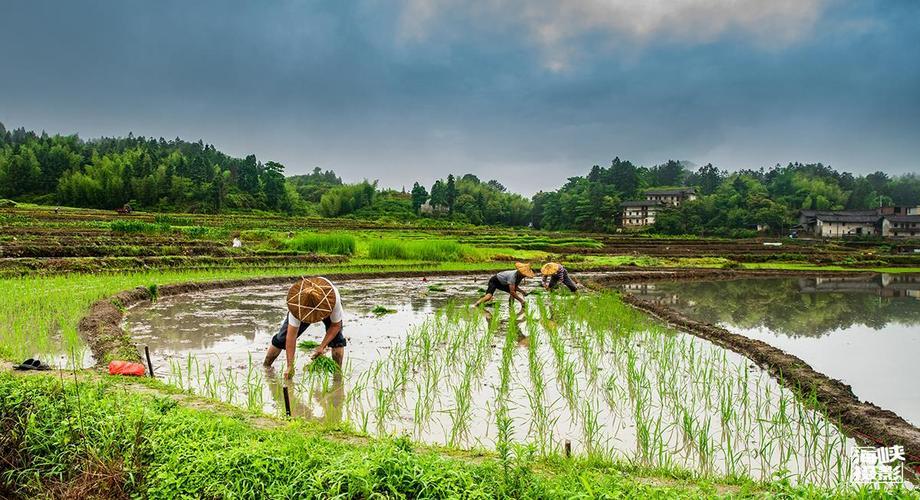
top-left (1, 122), bottom-right (917, 235)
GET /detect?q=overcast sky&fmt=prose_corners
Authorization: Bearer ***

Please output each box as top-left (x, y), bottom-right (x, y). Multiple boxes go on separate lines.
top-left (2, 0), bottom-right (918, 195)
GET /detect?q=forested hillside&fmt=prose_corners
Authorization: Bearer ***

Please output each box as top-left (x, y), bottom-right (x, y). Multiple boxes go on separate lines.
top-left (1, 122), bottom-right (917, 235)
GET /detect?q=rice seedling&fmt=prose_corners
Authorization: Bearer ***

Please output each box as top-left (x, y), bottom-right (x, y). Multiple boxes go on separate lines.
top-left (146, 285), bottom-right (859, 489)
top-left (283, 232), bottom-right (356, 255)
top-left (308, 355), bottom-right (341, 375)
top-left (370, 305), bottom-right (397, 315)
top-left (368, 239), bottom-right (471, 261)
top-left (297, 340), bottom-right (320, 350)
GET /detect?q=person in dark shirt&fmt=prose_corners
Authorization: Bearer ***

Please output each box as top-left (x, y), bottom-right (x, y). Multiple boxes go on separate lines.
top-left (540, 262), bottom-right (578, 292)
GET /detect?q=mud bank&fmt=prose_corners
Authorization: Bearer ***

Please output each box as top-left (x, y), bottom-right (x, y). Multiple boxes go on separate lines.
top-left (610, 281), bottom-right (920, 471)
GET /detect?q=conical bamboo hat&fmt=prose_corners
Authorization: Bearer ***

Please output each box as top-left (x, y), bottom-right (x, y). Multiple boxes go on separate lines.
top-left (286, 277), bottom-right (336, 323)
top-left (515, 262), bottom-right (535, 278)
top-left (541, 262), bottom-right (561, 275)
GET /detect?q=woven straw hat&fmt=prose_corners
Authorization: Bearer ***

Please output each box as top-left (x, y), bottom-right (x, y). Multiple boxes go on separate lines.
top-left (541, 262), bottom-right (561, 275)
top-left (514, 262), bottom-right (535, 278)
top-left (286, 277), bottom-right (336, 323)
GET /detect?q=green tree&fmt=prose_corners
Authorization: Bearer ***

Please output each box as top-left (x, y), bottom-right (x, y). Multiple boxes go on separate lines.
top-left (261, 161), bottom-right (287, 210)
top-left (445, 174), bottom-right (457, 214)
top-left (429, 180), bottom-right (447, 208)
top-left (0, 145), bottom-right (41, 197)
top-left (410, 182), bottom-right (428, 213)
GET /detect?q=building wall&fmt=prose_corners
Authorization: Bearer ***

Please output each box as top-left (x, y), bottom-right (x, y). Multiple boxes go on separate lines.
top-left (818, 221), bottom-right (879, 237)
top-left (646, 194), bottom-right (692, 206)
top-left (890, 221), bottom-right (920, 237)
top-left (622, 207), bottom-right (656, 226)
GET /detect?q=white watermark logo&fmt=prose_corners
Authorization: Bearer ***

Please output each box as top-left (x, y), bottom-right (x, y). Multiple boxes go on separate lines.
top-left (850, 445), bottom-right (905, 486)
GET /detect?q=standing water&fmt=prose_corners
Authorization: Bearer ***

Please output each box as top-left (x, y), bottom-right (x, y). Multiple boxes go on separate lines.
top-left (125, 274), bottom-right (860, 486)
top-left (624, 274), bottom-right (920, 426)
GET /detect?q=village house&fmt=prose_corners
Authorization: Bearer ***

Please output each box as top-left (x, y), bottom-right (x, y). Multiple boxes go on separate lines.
top-left (644, 187), bottom-right (697, 207)
top-left (888, 215), bottom-right (920, 238)
top-left (620, 200), bottom-right (662, 227)
top-left (797, 208), bottom-right (920, 238)
top-left (619, 187), bottom-right (697, 228)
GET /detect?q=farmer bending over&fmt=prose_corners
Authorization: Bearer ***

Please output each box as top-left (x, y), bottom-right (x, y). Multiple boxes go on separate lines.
top-left (473, 262), bottom-right (534, 307)
top-left (541, 262), bottom-right (578, 292)
top-left (263, 276), bottom-right (346, 379)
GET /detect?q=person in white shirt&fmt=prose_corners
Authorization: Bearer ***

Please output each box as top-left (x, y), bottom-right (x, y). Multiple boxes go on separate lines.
top-left (473, 262), bottom-right (534, 307)
top-left (262, 276), bottom-right (346, 379)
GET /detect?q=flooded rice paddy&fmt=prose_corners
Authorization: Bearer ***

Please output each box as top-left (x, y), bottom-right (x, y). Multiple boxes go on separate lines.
top-left (125, 274), bottom-right (860, 485)
top-left (625, 273), bottom-right (920, 427)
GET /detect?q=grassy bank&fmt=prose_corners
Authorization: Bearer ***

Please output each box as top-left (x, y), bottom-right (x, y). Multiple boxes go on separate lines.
top-left (2, 373), bottom-right (892, 499)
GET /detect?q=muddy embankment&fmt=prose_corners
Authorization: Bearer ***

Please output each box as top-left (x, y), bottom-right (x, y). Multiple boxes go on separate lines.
top-left (588, 269), bottom-right (920, 471)
top-left (78, 266), bottom-right (920, 470)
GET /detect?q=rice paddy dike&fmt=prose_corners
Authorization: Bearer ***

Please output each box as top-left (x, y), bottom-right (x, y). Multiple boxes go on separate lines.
top-left (3, 205), bottom-right (920, 498)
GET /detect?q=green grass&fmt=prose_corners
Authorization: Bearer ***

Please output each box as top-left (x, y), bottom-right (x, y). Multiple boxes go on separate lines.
top-left (368, 238), bottom-right (472, 261)
top-left (284, 232), bottom-right (357, 255)
top-left (109, 220), bottom-right (170, 233)
top-left (1, 373), bottom-right (887, 499)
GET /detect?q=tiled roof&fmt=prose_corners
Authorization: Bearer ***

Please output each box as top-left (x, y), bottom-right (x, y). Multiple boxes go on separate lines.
top-left (621, 200), bottom-right (663, 207)
top-left (816, 214), bottom-right (882, 223)
top-left (645, 188), bottom-right (696, 196)
top-left (887, 215), bottom-right (920, 223)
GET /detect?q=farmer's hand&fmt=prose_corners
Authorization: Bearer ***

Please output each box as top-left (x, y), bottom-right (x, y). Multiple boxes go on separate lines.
top-left (311, 346), bottom-right (325, 360)
top-left (284, 365), bottom-right (295, 380)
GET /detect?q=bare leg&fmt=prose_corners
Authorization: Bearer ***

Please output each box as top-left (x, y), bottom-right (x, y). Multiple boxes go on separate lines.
top-left (263, 345), bottom-right (283, 368)
top-left (331, 346), bottom-right (345, 369)
top-left (473, 293), bottom-right (494, 307)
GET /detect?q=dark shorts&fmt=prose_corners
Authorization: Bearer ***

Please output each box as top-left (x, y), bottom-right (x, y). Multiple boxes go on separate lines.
top-left (548, 272), bottom-right (578, 292)
top-left (485, 275), bottom-right (512, 295)
top-left (271, 316), bottom-right (347, 350)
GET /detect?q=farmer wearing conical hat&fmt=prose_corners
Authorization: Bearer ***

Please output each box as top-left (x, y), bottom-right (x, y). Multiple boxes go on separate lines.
top-left (541, 262), bottom-right (578, 292)
top-left (473, 262), bottom-right (534, 307)
top-left (263, 276), bottom-right (346, 379)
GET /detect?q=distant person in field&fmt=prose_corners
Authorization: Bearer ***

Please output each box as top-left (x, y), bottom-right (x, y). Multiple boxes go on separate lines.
top-left (541, 262), bottom-right (579, 293)
top-left (263, 277), bottom-right (346, 379)
top-left (473, 262), bottom-right (534, 307)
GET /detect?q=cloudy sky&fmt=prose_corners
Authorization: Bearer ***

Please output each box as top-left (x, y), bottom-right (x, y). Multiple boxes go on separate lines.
top-left (2, 0), bottom-right (918, 194)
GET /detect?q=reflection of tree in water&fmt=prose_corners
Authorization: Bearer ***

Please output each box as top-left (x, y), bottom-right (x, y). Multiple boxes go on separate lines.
top-left (649, 278), bottom-right (920, 338)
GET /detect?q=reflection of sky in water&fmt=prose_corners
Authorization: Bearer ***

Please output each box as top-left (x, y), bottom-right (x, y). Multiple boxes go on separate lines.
top-left (122, 274), bottom-right (517, 426)
top-left (625, 274), bottom-right (920, 427)
top-left (126, 275), bottom-right (488, 355)
top-left (120, 272), bottom-right (859, 482)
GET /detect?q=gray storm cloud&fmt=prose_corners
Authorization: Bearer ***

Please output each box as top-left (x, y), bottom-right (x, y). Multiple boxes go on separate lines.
top-left (400, 0), bottom-right (828, 69)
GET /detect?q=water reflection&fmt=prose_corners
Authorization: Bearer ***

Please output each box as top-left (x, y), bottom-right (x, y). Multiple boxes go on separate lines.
top-left (625, 274), bottom-right (920, 337)
top-left (265, 368), bottom-right (345, 424)
top-left (623, 273), bottom-right (920, 426)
